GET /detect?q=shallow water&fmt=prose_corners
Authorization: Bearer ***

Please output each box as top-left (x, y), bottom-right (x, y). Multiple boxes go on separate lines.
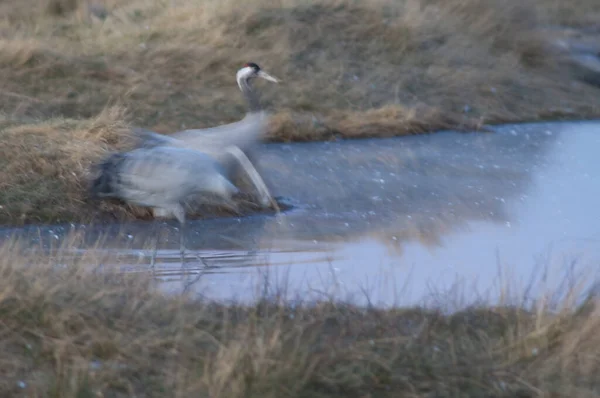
top-left (2, 120), bottom-right (600, 308)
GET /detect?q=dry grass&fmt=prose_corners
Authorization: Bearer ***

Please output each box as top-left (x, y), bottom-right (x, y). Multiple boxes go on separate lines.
top-left (1, 0), bottom-right (600, 224)
top-left (1, 235), bottom-right (600, 397)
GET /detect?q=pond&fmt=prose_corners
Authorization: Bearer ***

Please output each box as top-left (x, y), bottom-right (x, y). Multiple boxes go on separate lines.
top-left (2, 120), bottom-right (600, 308)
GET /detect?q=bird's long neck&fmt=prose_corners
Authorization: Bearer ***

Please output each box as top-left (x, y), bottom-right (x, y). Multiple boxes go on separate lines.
top-left (238, 78), bottom-right (262, 114)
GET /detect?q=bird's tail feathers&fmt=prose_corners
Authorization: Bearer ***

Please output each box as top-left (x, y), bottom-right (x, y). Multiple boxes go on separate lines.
top-left (88, 152), bottom-right (126, 200)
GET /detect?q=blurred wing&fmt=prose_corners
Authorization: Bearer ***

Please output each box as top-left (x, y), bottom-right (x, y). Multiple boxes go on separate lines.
top-left (221, 145), bottom-right (274, 208)
top-left (170, 112), bottom-right (270, 153)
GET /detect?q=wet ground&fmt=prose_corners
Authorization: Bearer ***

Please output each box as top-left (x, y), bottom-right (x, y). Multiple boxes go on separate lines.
top-left (2, 120), bottom-right (600, 308)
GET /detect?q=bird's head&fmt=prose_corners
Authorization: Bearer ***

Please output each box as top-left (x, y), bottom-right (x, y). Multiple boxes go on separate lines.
top-left (236, 62), bottom-right (279, 90)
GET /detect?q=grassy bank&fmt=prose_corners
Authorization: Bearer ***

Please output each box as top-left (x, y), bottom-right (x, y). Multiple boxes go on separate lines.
top-left (0, 236), bottom-right (599, 397)
top-left (1, 0), bottom-right (600, 224)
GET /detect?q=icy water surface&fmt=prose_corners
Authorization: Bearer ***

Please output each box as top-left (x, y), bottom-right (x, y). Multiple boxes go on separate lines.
top-left (2, 121), bottom-right (600, 307)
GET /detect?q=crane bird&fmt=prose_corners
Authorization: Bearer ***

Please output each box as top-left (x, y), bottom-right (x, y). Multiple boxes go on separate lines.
top-left (133, 63), bottom-right (280, 207)
top-left (89, 145), bottom-right (241, 265)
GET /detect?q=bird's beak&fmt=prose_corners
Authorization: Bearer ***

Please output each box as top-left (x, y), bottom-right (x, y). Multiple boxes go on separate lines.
top-left (258, 70), bottom-right (280, 83)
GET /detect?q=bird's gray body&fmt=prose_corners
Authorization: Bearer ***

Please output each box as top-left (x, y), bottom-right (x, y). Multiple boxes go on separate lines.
top-left (128, 131), bottom-right (275, 208)
top-left (90, 146), bottom-right (239, 223)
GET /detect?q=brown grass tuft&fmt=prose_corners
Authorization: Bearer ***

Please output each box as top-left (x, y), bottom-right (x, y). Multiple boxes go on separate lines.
top-left (0, 107), bottom-right (132, 224)
top-left (0, 236), bottom-right (599, 397)
top-left (1, 0), bottom-right (600, 223)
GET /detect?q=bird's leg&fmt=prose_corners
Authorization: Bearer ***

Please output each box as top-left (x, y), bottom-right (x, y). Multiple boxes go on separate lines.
top-left (179, 221), bottom-right (186, 282)
top-left (150, 208), bottom-right (168, 276)
top-left (172, 205), bottom-right (187, 278)
top-left (149, 224), bottom-right (160, 275)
